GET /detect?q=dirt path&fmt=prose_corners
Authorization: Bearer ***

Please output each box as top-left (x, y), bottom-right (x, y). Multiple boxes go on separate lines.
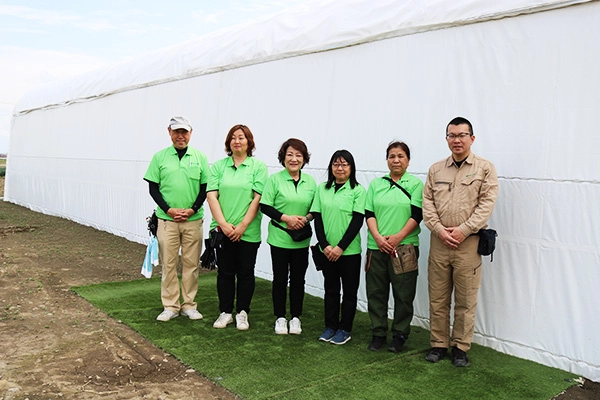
top-left (0, 196), bottom-right (236, 399)
top-left (0, 176), bottom-right (598, 399)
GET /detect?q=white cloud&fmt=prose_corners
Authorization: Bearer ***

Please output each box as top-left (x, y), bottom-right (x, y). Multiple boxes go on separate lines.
top-left (0, 4), bottom-right (80, 25)
top-left (0, 4), bottom-right (121, 32)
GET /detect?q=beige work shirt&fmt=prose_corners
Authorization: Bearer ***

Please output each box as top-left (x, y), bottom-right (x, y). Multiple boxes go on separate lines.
top-left (423, 152), bottom-right (498, 238)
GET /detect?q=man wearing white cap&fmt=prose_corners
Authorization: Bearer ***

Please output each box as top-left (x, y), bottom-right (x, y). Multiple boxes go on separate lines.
top-left (144, 116), bottom-right (210, 321)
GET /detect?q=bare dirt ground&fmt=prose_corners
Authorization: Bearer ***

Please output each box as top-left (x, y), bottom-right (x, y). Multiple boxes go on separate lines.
top-left (0, 176), bottom-right (598, 400)
top-left (0, 177), bottom-right (236, 400)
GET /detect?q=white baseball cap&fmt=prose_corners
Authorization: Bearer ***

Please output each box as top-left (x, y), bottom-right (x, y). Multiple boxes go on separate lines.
top-left (169, 116), bottom-right (192, 131)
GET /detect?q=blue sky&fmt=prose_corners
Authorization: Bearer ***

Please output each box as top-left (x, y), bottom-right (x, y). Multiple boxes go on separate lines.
top-left (0, 0), bottom-right (304, 153)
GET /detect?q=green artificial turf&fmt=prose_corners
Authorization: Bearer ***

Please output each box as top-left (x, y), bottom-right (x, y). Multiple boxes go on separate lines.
top-left (73, 273), bottom-right (576, 399)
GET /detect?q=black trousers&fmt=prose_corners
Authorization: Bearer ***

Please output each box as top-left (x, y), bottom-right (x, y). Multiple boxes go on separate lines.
top-left (321, 253), bottom-right (361, 332)
top-left (270, 245), bottom-right (309, 318)
top-left (216, 237), bottom-right (260, 314)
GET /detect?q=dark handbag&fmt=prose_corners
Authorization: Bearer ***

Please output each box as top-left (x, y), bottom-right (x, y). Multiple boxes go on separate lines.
top-left (310, 245), bottom-right (328, 271)
top-left (146, 210), bottom-right (158, 237)
top-left (200, 227), bottom-right (224, 270)
top-left (271, 220), bottom-right (313, 242)
top-left (477, 228), bottom-right (497, 261)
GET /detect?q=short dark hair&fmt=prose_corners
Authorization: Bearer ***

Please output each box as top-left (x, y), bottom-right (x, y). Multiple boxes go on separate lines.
top-left (386, 141), bottom-right (411, 160)
top-left (277, 138), bottom-right (310, 168)
top-left (326, 149), bottom-right (359, 189)
top-left (446, 116), bottom-right (474, 136)
top-left (225, 124), bottom-right (256, 156)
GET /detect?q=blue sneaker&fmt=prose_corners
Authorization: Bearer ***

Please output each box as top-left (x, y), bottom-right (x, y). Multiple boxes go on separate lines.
top-left (330, 329), bottom-right (351, 345)
top-left (318, 327), bottom-right (337, 342)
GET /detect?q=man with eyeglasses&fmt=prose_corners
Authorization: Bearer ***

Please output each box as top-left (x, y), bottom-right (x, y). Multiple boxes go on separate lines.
top-left (422, 116), bottom-right (498, 367)
top-left (144, 116), bottom-right (210, 322)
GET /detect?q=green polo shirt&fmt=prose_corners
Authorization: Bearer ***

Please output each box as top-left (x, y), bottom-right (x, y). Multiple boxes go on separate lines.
top-left (260, 169), bottom-right (317, 249)
top-left (365, 173), bottom-right (423, 249)
top-left (207, 156), bottom-right (268, 243)
top-left (144, 146), bottom-right (210, 221)
top-left (311, 181), bottom-right (366, 255)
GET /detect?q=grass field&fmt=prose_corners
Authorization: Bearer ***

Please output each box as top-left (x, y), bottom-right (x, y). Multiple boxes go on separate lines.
top-left (74, 274), bottom-right (577, 400)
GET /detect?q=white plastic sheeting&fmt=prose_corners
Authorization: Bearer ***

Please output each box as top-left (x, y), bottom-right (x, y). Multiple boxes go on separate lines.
top-left (6, 0), bottom-right (600, 381)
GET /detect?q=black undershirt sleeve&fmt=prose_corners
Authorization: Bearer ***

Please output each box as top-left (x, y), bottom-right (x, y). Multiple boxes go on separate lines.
top-left (191, 183), bottom-right (207, 214)
top-left (147, 180), bottom-right (170, 214)
top-left (337, 211), bottom-right (364, 250)
top-left (365, 210), bottom-right (375, 220)
top-left (411, 205), bottom-right (423, 224)
top-left (312, 212), bottom-right (330, 249)
top-left (260, 204), bottom-right (283, 222)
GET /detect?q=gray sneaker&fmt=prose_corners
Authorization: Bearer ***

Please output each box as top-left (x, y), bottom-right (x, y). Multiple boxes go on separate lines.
top-left (156, 309), bottom-right (179, 322)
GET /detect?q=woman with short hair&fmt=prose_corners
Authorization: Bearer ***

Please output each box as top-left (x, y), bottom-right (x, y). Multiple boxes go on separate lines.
top-left (260, 138), bottom-right (316, 335)
top-left (207, 124), bottom-right (268, 331)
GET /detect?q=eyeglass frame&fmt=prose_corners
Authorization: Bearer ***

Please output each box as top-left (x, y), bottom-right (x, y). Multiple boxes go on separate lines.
top-left (445, 132), bottom-right (472, 140)
top-left (332, 162), bottom-right (350, 169)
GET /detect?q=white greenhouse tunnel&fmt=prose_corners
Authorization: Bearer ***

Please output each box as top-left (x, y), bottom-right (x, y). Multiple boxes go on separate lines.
top-left (6, 0), bottom-right (600, 381)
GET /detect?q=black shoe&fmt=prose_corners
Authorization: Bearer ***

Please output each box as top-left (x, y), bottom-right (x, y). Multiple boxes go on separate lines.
top-left (367, 335), bottom-right (387, 351)
top-left (388, 334), bottom-right (407, 353)
top-left (425, 347), bottom-right (447, 363)
top-left (451, 346), bottom-right (470, 367)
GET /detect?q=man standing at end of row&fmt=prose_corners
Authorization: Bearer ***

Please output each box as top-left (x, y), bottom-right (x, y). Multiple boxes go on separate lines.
top-left (144, 116), bottom-right (210, 322)
top-left (423, 116), bottom-right (498, 367)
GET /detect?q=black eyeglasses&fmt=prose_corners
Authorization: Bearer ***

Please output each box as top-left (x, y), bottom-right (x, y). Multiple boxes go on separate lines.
top-left (446, 133), bottom-right (471, 140)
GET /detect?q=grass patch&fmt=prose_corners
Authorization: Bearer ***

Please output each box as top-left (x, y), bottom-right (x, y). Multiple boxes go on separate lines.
top-left (73, 273), bottom-right (575, 399)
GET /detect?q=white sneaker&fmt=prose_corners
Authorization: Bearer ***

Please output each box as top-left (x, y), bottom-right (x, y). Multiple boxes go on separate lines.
top-left (213, 312), bottom-right (233, 328)
top-left (236, 310), bottom-right (249, 331)
top-left (156, 309), bottom-right (179, 322)
top-left (181, 308), bottom-right (203, 320)
top-left (275, 317), bottom-right (288, 334)
top-left (289, 317), bottom-right (302, 334)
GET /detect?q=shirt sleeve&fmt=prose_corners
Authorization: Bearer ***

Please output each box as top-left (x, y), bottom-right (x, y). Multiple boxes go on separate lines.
top-left (143, 152), bottom-right (161, 184)
top-left (310, 184), bottom-right (322, 214)
top-left (352, 185), bottom-right (367, 214)
top-left (422, 165), bottom-right (444, 235)
top-left (252, 159), bottom-right (268, 195)
top-left (458, 161), bottom-right (499, 236)
top-left (365, 180), bottom-right (375, 213)
top-left (207, 159), bottom-right (223, 192)
top-left (199, 152), bottom-right (210, 185)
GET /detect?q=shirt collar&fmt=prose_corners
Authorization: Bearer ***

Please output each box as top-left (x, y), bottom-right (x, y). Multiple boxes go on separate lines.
top-left (284, 169), bottom-right (303, 182)
top-left (226, 156), bottom-right (250, 167)
top-left (445, 152), bottom-right (475, 167)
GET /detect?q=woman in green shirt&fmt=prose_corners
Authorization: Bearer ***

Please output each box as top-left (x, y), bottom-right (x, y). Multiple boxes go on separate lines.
top-left (260, 138), bottom-right (316, 335)
top-left (311, 149), bottom-right (366, 345)
top-left (207, 124), bottom-right (268, 331)
top-left (364, 141), bottom-right (423, 352)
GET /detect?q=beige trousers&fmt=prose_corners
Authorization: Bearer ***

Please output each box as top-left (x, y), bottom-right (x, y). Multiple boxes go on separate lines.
top-left (427, 233), bottom-right (482, 352)
top-left (157, 218), bottom-right (203, 312)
